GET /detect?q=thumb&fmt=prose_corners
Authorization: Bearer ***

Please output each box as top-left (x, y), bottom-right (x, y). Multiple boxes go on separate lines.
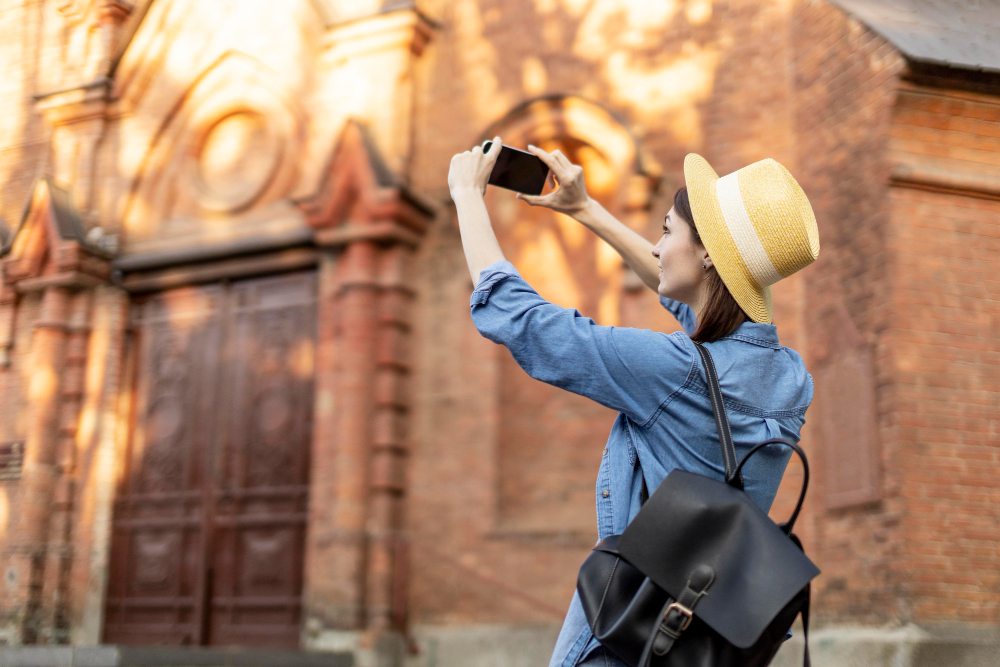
top-left (516, 192), bottom-right (540, 206)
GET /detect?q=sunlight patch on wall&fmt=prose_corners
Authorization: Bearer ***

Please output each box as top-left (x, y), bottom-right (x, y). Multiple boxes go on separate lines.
top-left (536, 0), bottom-right (724, 146)
top-left (573, 0), bottom-right (679, 56)
top-left (515, 227), bottom-right (583, 312)
top-left (333, 66), bottom-right (373, 118)
top-left (76, 292), bottom-right (116, 460)
top-left (604, 44), bottom-right (719, 144)
top-left (597, 286), bottom-right (620, 327)
top-left (554, 213), bottom-right (587, 250)
top-left (596, 238), bottom-right (620, 278)
top-left (522, 57), bottom-right (548, 97)
top-left (454, 0), bottom-right (515, 124)
top-left (291, 339), bottom-right (315, 379)
top-left (319, 0), bottom-right (383, 22)
top-left (575, 144), bottom-right (616, 195)
top-left (561, 111), bottom-right (634, 170)
top-left (28, 366), bottom-right (58, 406)
top-left (685, 0), bottom-right (713, 25)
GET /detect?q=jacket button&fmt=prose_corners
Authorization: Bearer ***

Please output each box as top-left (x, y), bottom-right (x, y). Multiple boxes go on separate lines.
top-left (602, 490), bottom-right (610, 498)
top-left (603, 448), bottom-right (609, 456)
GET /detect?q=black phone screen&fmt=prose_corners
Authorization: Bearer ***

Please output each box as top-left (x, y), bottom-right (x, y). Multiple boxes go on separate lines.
top-left (483, 141), bottom-right (550, 196)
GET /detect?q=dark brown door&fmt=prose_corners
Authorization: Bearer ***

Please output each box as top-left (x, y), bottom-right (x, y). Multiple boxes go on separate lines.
top-left (104, 272), bottom-right (317, 648)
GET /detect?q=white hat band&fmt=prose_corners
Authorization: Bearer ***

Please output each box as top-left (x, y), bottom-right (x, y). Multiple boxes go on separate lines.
top-left (715, 172), bottom-right (784, 288)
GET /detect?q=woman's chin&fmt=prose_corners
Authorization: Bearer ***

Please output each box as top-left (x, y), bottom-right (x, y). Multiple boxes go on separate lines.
top-left (659, 285), bottom-right (682, 302)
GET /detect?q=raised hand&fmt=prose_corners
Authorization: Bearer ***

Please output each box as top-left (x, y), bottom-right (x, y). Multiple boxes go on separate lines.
top-left (449, 135), bottom-right (503, 197)
top-left (515, 145), bottom-right (591, 215)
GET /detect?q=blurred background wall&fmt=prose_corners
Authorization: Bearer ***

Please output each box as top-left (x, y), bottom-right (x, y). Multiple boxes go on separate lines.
top-left (0, 1), bottom-right (997, 665)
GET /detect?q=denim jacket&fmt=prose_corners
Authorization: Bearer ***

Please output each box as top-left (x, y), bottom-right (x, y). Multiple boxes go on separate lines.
top-left (469, 260), bottom-right (814, 667)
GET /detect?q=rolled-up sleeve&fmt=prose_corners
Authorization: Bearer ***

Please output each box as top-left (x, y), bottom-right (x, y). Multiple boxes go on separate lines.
top-left (659, 296), bottom-right (698, 336)
top-left (470, 260), bottom-right (693, 426)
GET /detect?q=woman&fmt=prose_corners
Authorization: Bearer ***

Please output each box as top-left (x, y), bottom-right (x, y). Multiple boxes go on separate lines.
top-left (448, 137), bottom-right (820, 667)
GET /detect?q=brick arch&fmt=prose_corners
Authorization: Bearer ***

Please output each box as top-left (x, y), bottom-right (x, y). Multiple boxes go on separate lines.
top-left (476, 97), bottom-right (663, 536)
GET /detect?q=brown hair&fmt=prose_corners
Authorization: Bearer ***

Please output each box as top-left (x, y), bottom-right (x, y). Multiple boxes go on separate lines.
top-left (673, 187), bottom-right (751, 343)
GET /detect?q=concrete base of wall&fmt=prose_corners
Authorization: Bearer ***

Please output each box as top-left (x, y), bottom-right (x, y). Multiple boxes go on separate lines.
top-left (383, 623), bottom-right (1000, 667)
top-left (3, 624), bottom-right (995, 667)
top-left (309, 626), bottom-right (562, 667)
top-left (0, 646), bottom-right (353, 666)
top-left (404, 625), bottom-right (562, 667)
top-left (773, 624), bottom-right (1000, 667)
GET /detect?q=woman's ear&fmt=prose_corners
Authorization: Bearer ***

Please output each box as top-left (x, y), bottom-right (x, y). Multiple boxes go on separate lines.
top-left (702, 253), bottom-right (713, 270)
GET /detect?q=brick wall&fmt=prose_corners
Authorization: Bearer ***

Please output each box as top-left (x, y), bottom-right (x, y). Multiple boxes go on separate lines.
top-left (793, 0), bottom-right (1000, 627)
top-left (0, 291), bottom-right (41, 638)
top-left (0, 0), bottom-right (47, 233)
top-left (886, 79), bottom-right (1000, 625)
top-left (0, 6), bottom-right (48, 614)
top-left (792, 0), bottom-right (908, 623)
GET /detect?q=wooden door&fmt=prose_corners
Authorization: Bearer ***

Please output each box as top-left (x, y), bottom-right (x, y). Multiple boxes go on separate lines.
top-left (207, 274), bottom-right (315, 647)
top-left (104, 272), bottom-right (317, 647)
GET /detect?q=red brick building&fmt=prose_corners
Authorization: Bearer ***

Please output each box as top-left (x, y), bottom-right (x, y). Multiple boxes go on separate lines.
top-left (0, 0), bottom-right (996, 665)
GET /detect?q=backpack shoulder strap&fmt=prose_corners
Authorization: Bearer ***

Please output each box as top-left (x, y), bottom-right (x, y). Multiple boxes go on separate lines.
top-left (693, 342), bottom-right (744, 489)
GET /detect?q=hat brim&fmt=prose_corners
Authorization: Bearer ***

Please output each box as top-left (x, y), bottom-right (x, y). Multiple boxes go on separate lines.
top-left (683, 153), bottom-right (773, 324)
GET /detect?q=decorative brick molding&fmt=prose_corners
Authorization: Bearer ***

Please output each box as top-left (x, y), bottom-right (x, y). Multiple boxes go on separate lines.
top-left (0, 178), bottom-right (113, 643)
top-left (296, 119), bottom-right (435, 247)
top-left (1, 179), bottom-right (113, 292)
top-left (298, 119), bottom-right (434, 643)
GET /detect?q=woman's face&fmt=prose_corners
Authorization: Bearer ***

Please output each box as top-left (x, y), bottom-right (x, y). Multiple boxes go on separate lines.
top-left (651, 206), bottom-right (711, 305)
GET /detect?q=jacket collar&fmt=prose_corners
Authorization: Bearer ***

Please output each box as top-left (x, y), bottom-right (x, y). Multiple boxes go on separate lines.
top-left (720, 321), bottom-right (781, 348)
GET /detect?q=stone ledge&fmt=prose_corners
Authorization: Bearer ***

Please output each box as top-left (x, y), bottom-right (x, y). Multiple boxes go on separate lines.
top-left (772, 624), bottom-right (1000, 667)
top-left (0, 646), bottom-right (352, 667)
top-left (320, 623), bottom-right (1000, 667)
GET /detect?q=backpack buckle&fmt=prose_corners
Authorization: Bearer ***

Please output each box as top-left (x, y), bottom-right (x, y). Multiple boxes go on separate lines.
top-left (665, 601), bottom-right (694, 631)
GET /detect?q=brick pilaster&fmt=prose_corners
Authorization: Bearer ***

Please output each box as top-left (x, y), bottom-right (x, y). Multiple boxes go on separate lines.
top-left (14, 286), bottom-right (71, 643)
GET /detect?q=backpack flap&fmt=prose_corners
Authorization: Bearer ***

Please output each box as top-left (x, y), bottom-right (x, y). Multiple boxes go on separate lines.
top-left (616, 469), bottom-right (820, 649)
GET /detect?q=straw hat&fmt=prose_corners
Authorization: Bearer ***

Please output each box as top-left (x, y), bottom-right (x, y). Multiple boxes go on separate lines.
top-left (683, 154), bottom-right (820, 324)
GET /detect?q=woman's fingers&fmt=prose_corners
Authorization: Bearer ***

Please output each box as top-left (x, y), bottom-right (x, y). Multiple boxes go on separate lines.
top-left (540, 147), bottom-right (581, 182)
top-left (527, 145), bottom-right (570, 182)
top-left (551, 149), bottom-right (574, 171)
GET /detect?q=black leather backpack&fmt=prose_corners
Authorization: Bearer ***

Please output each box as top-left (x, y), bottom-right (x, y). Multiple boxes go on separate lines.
top-left (577, 342), bottom-right (819, 667)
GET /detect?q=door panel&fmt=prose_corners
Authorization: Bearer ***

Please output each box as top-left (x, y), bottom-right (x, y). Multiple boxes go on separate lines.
top-left (209, 273), bottom-right (315, 647)
top-left (105, 272), bottom-right (316, 648)
top-left (105, 286), bottom-right (223, 645)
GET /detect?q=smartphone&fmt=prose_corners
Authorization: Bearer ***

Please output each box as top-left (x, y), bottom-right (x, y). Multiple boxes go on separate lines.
top-left (483, 141), bottom-right (550, 196)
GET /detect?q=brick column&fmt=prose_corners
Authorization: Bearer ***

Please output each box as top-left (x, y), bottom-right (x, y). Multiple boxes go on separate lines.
top-left (46, 291), bottom-right (94, 643)
top-left (365, 245), bottom-right (413, 634)
top-left (295, 111), bottom-right (434, 661)
top-left (307, 241), bottom-right (381, 629)
top-left (304, 237), bottom-right (420, 662)
top-left (14, 286), bottom-right (71, 643)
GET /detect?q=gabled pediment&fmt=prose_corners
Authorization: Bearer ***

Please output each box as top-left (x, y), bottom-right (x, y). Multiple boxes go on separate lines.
top-left (1, 178), bottom-right (112, 288)
top-left (295, 119), bottom-right (435, 245)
